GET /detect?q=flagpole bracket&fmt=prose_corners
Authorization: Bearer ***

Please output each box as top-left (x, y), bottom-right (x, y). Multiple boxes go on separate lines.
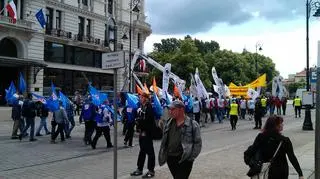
top-left (33, 66), bottom-right (44, 84)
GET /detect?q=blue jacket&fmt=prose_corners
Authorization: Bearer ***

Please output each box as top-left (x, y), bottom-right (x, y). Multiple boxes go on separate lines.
top-left (80, 102), bottom-right (96, 121)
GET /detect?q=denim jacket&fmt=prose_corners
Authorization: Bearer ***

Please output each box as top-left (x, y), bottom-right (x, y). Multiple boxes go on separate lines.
top-left (158, 116), bottom-right (202, 166)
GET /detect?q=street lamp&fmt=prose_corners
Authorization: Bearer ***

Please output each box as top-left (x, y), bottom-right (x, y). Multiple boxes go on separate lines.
top-left (121, 0), bottom-right (140, 92)
top-left (255, 42), bottom-right (263, 76)
top-left (303, 0), bottom-right (319, 131)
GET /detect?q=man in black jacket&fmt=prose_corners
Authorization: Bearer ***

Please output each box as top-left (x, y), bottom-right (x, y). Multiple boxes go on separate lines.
top-left (11, 95), bottom-right (23, 139)
top-left (130, 93), bottom-right (156, 178)
top-left (19, 93), bottom-right (37, 142)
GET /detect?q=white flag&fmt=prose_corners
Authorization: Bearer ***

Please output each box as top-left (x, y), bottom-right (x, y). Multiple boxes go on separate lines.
top-left (194, 68), bottom-right (208, 99)
top-left (162, 63), bottom-right (171, 98)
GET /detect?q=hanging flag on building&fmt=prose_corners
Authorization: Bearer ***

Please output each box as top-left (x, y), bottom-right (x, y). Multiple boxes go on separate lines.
top-left (19, 72), bottom-right (26, 93)
top-left (6, 0), bottom-right (17, 23)
top-left (35, 8), bottom-right (46, 29)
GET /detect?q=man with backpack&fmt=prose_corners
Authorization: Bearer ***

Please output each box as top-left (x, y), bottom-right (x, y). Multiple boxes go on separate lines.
top-left (130, 92), bottom-right (156, 178)
top-left (19, 93), bottom-right (37, 142)
top-left (79, 97), bottom-right (96, 145)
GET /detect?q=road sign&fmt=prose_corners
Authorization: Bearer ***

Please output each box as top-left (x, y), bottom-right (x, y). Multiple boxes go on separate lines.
top-left (102, 51), bottom-right (125, 69)
top-left (311, 71), bottom-right (317, 83)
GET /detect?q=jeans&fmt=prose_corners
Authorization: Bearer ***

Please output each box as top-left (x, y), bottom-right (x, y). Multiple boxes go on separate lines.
top-left (282, 104), bottom-right (287, 115)
top-left (21, 117), bottom-right (35, 140)
top-left (254, 115), bottom-right (262, 128)
top-left (65, 116), bottom-right (75, 137)
top-left (240, 109), bottom-right (246, 119)
top-left (137, 136), bottom-right (155, 172)
top-left (12, 117), bottom-right (22, 137)
top-left (167, 155), bottom-right (193, 179)
top-left (217, 108), bottom-right (225, 122)
top-left (193, 112), bottom-right (200, 124)
top-left (230, 115), bottom-right (238, 129)
top-left (209, 109), bottom-right (215, 122)
top-left (295, 106), bottom-right (301, 117)
top-left (36, 117), bottom-right (49, 135)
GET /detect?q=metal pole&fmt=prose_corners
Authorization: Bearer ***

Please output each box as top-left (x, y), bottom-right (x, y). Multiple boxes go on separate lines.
top-left (303, 0), bottom-right (314, 130)
top-left (316, 41), bottom-right (320, 179)
top-left (255, 45), bottom-right (258, 77)
top-left (113, 69), bottom-right (118, 179)
top-left (128, 0), bottom-right (132, 93)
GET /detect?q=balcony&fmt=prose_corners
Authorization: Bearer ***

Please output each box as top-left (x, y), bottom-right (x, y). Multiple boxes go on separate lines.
top-left (0, 15), bottom-right (33, 31)
top-left (45, 28), bottom-right (73, 42)
top-left (133, 19), bottom-right (152, 34)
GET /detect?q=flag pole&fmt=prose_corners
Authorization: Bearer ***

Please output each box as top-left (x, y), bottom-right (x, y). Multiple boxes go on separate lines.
top-left (0, 7), bottom-right (6, 14)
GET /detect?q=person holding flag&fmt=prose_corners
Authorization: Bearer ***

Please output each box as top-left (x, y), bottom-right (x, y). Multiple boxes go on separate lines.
top-left (79, 96), bottom-right (96, 145)
top-left (19, 93), bottom-right (37, 142)
top-left (11, 95), bottom-right (24, 139)
top-left (91, 104), bottom-right (113, 149)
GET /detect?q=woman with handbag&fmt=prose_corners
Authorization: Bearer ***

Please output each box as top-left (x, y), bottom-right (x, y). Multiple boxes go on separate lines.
top-left (245, 115), bottom-right (304, 179)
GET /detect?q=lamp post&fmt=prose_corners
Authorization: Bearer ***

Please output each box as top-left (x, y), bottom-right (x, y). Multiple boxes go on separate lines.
top-left (303, 0), bottom-right (320, 131)
top-left (125, 0), bottom-right (140, 92)
top-left (255, 42), bottom-right (263, 77)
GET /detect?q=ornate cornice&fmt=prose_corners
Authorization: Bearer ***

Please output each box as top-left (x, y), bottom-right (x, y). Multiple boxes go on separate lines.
top-left (45, 0), bottom-right (108, 22)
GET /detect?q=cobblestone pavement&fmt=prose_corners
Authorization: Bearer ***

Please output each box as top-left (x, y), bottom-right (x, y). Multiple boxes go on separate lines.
top-left (0, 105), bottom-right (315, 179)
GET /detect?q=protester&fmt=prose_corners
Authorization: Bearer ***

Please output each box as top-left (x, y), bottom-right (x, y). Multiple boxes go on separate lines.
top-left (91, 104), bottom-right (113, 149)
top-left (35, 102), bottom-right (50, 136)
top-left (51, 101), bottom-right (68, 143)
top-left (239, 96), bottom-right (247, 120)
top-left (74, 91), bottom-right (82, 116)
top-left (19, 93), bottom-right (37, 142)
top-left (130, 92), bottom-right (156, 178)
top-left (11, 95), bottom-right (23, 139)
top-left (192, 97), bottom-right (201, 124)
top-left (281, 96), bottom-right (288, 115)
top-left (123, 105), bottom-right (137, 147)
top-left (253, 97), bottom-right (263, 129)
top-left (245, 116), bottom-right (304, 179)
top-left (65, 103), bottom-right (75, 139)
top-left (79, 97), bottom-right (96, 145)
top-left (275, 96), bottom-right (282, 115)
top-left (247, 97), bottom-right (255, 121)
top-left (158, 100), bottom-right (202, 179)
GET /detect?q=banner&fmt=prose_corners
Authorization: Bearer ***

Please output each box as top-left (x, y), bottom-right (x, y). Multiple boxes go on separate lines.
top-left (162, 63), bottom-right (171, 98)
top-left (194, 68), bottom-right (208, 99)
top-left (272, 76), bottom-right (284, 98)
top-left (245, 73), bottom-right (267, 88)
top-left (189, 73), bottom-right (198, 98)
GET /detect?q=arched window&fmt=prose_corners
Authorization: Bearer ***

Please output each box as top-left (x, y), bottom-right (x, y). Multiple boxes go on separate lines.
top-left (0, 38), bottom-right (17, 57)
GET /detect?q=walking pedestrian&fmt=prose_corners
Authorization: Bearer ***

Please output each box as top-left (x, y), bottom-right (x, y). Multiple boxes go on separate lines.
top-left (19, 93), bottom-right (37, 142)
top-left (65, 103), bottom-right (75, 139)
top-left (158, 100), bottom-right (202, 179)
top-left (275, 96), bottom-right (282, 115)
top-left (51, 101), bottom-right (68, 143)
top-left (123, 105), bottom-right (137, 147)
top-left (35, 102), bottom-right (51, 136)
top-left (130, 93), bottom-right (156, 178)
top-left (245, 116), bottom-right (304, 179)
top-left (11, 96), bottom-right (23, 139)
top-left (239, 96), bottom-right (247, 120)
top-left (247, 98), bottom-right (255, 121)
top-left (253, 97), bottom-right (263, 129)
top-left (79, 97), bottom-right (96, 145)
top-left (281, 96), bottom-right (287, 115)
top-left (91, 105), bottom-right (113, 149)
top-left (192, 97), bottom-right (201, 124)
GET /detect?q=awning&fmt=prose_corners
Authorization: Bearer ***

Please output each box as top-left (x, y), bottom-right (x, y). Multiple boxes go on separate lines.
top-left (0, 56), bottom-right (47, 67)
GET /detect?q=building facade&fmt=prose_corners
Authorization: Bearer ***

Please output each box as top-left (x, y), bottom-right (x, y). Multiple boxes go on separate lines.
top-left (0, 0), bottom-right (151, 104)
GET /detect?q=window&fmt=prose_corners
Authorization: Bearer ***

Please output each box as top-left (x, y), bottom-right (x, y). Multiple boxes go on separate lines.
top-left (20, 0), bottom-right (24, 19)
top-left (86, 19), bottom-right (91, 36)
top-left (78, 16), bottom-right (85, 40)
top-left (94, 51), bottom-right (102, 68)
top-left (74, 47), bottom-right (93, 66)
top-left (137, 33), bottom-right (141, 49)
top-left (56, 10), bottom-right (61, 29)
top-left (108, 0), bottom-right (113, 14)
top-left (46, 8), bottom-right (53, 34)
top-left (65, 46), bottom-right (74, 64)
top-left (82, 0), bottom-right (88, 6)
top-left (44, 41), bottom-right (64, 63)
top-left (104, 24), bottom-right (108, 45)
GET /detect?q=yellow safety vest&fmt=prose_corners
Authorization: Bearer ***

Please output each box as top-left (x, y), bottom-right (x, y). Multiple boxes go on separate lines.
top-left (261, 98), bottom-right (267, 107)
top-left (230, 103), bottom-right (238, 115)
top-left (294, 98), bottom-right (302, 107)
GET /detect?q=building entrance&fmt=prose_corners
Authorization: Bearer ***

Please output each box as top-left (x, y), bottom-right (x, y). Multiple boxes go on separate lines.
top-left (0, 67), bottom-right (20, 105)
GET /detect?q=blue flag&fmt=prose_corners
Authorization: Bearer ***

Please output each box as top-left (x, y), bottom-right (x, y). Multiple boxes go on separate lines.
top-left (152, 93), bottom-right (163, 119)
top-left (59, 91), bottom-right (69, 109)
top-left (5, 81), bottom-right (17, 104)
top-left (88, 85), bottom-right (108, 106)
top-left (48, 82), bottom-right (59, 111)
top-left (32, 93), bottom-right (47, 104)
top-left (19, 72), bottom-right (26, 93)
top-left (126, 93), bottom-right (139, 109)
top-left (35, 9), bottom-right (46, 29)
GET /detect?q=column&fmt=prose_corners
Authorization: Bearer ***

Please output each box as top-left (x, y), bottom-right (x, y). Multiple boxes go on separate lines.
top-left (52, 9), bottom-right (56, 29)
top-left (17, 0), bottom-right (21, 19)
top-left (4, 0), bottom-right (7, 16)
top-left (83, 17), bottom-right (87, 39)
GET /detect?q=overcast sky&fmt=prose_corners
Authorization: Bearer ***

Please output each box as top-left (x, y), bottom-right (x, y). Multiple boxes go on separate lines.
top-left (143, 0), bottom-right (320, 79)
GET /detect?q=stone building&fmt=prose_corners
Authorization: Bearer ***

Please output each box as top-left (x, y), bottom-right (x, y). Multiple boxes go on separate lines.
top-left (0, 0), bottom-right (151, 105)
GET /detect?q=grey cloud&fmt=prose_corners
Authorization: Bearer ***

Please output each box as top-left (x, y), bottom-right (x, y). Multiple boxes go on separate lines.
top-left (145, 0), bottom-right (307, 35)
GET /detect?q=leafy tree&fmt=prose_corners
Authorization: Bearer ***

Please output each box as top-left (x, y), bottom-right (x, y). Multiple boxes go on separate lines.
top-left (288, 82), bottom-right (306, 94)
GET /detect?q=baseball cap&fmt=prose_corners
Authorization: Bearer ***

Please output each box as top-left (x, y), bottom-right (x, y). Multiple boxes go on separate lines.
top-left (168, 100), bottom-right (185, 109)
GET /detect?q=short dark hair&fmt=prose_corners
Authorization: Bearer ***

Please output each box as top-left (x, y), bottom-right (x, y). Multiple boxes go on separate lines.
top-left (262, 115), bottom-right (283, 134)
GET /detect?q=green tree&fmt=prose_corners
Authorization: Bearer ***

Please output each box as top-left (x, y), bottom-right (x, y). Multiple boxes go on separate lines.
top-left (288, 82), bottom-right (306, 94)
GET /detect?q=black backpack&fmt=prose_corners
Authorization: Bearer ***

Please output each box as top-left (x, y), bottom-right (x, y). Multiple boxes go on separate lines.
top-left (22, 100), bottom-right (36, 118)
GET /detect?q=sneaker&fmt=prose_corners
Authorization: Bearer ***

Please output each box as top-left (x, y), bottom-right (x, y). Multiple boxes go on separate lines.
top-left (29, 138), bottom-right (37, 142)
top-left (18, 134), bottom-right (22, 141)
top-left (128, 144), bottom-right (135, 147)
top-left (130, 169), bottom-right (143, 176)
top-left (11, 136), bottom-right (19, 139)
top-left (142, 171), bottom-right (155, 178)
top-left (91, 143), bottom-right (96, 149)
top-left (36, 134), bottom-right (43, 137)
